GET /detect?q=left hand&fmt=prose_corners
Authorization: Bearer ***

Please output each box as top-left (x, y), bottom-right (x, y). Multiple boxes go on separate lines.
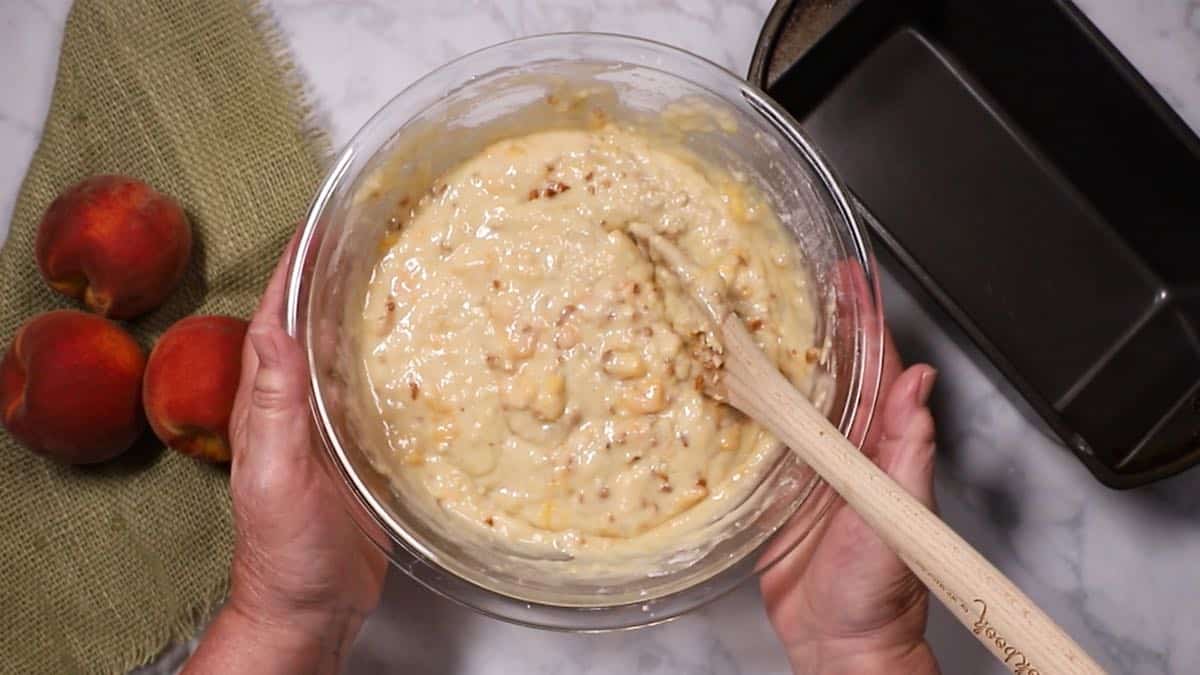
top-left (184, 237), bottom-right (388, 674)
top-left (226, 235), bottom-right (389, 644)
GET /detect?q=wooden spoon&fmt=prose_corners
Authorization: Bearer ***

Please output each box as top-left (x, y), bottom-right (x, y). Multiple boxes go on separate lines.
top-left (630, 223), bottom-right (1104, 675)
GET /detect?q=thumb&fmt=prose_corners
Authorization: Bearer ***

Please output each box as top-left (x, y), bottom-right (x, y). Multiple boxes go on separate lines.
top-left (872, 365), bottom-right (938, 510)
top-left (244, 324), bottom-right (311, 460)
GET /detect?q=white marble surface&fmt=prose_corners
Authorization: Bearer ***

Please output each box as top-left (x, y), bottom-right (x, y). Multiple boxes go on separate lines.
top-left (4, 1), bottom-right (1200, 674)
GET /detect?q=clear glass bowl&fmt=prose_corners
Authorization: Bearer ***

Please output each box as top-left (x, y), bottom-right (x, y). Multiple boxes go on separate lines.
top-left (285, 33), bottom-right (883, 631)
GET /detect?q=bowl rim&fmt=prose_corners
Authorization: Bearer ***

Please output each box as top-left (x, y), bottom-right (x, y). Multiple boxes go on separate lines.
top-left (285, 30), bottom-right (884, 631)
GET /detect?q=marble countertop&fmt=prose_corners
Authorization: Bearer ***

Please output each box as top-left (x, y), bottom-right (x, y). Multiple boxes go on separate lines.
top-left (4, 1), bottom-right (1200, 673)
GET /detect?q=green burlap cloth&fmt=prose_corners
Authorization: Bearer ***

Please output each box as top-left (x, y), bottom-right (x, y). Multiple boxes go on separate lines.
top-left (0, 1), bottom-right (327, 672)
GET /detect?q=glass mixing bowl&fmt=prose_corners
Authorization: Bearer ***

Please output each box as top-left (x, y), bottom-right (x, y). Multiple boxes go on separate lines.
top-left (285, 33), bottom-right (883, 631)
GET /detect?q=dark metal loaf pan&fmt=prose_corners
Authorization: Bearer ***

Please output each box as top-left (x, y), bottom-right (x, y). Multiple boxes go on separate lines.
top-left (750, 0), bottom-right (1200, 488)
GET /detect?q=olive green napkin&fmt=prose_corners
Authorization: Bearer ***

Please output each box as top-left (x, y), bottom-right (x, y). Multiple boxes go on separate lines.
top-left (0, 1), bottom-right (327, 672)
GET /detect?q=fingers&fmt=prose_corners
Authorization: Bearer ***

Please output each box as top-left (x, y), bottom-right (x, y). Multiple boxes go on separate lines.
top-left (231, 229), bottom-right (306, 461)
top-left (253, 230), bottom-right (303, 333)
top-left (832, 254), bottom-right (935, 505)
top-left (244, 323), bottom-right (311, 462)
top-left (861, 328), bottom-right (905, 451)
top-left (871, 364), bottom-right (938, 510)
top-left (243, 229), bottom-right (309, 461)
top-left (239, 230), bottom-right (303, 394)
top-left (879, 329), bottom-right (904, 399)
top-left (832, 257), bottom-right (894, 451)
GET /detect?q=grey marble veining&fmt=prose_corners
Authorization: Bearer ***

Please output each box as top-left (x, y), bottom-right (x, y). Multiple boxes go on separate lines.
top-left (2, 1), bottom-right (1200, 674)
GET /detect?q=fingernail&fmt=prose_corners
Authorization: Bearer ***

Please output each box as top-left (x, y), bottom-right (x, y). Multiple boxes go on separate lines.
top-left (916, 367), bottom-right (938, 407)
top-left (249, 327), bottom-right (280, 367)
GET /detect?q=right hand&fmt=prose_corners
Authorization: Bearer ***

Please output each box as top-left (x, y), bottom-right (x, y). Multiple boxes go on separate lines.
top-left (760, 333), bottom-right (940, 675)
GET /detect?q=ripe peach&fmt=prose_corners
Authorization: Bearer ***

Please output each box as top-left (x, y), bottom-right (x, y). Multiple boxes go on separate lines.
top-left (144, 316), bottom-right (248, 462)
top-left (0, 310), bottom-right (146, 463)
top-left (36, 175), bottom-right (192, 319)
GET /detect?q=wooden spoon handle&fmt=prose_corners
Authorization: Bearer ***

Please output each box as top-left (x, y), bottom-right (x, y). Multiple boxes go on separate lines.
top-left (719, 316), bottom-right (1105, 675)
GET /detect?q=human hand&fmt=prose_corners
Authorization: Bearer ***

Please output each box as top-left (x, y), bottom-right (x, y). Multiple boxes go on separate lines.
top-left (185, 237), bottom-right (388, 674)
top-left (760, 331), bottom-right (939, 675)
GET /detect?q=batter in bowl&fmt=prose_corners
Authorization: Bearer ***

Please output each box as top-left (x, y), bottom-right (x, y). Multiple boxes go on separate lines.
top-left (356, 125), bottom-right (820, 562)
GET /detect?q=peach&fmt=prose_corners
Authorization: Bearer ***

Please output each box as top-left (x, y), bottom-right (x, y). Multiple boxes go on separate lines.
top-left (144, 316), bottom-right (248, 462)
top-left (36, 175), bottom-right (192, 319)
top-left (0, 310), bottom-right (146, 463)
